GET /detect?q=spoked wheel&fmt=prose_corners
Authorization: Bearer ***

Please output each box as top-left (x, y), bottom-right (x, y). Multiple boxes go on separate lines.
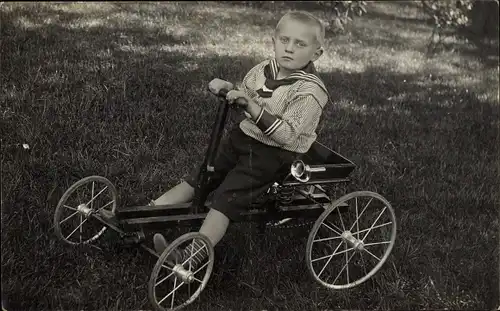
top-left (148, 232), bottom-right (215, 311)
top-left (53, 176), bottom-right (118, 245)
top-left (306, 191), bottom-right (396, 289)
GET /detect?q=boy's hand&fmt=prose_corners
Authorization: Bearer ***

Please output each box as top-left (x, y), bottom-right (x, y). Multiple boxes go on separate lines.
top-left (226, 90), bottom-right (263, 121)
top-left (226, 90), bottom-right (250, 108)
top-left (209, 78), bottom-right (234, 95)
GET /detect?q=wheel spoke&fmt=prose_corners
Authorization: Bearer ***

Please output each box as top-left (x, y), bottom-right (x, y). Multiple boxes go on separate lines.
top-left (94, 200), bottom-right (115, 212)
top-left (193, 276), bottom-right (203, 283)
top-left (361, 206), bottom-right (387, 242)
top-left (348, 197), bottom-right (373, 232)
top-left (332, 251), bottom-right (356, 285)
top-left (326, 221), bottom-right (343, 235)
top-left (364, 241), bottom-right (391, 247)
top-left (317, 241), bottom-right (343, 277)
top-left (90, 182), bottom-right (95, 210)
top-left (313, 236), bottom-right (342, 243)
top-left (312, 245), bottom-right (353, 263)
top-left (60, 211), bottom-right (79, 225)
top-left (336, 204), bottom-right (346, 231)
top-left (64, 204), bottom-right (77, 211)
top-left (79, 214), bottom-right (83, 243)
top-left (355, 197), bottom-right (360, 240)
top-left (155, 271), bottom-right (175, 287)
top-left (171, 277), bottom-right (177, 309)
top-left (162, 263), bottom-right (173, 270)
top-left (159, 280), bottom-right (184, 305)
top-left (363, 248), bottom-right (381, 261)
top-left (312, 253), bottom-right (334, 263)
top-left (181, 244), bottom-right (206, 267)
top-left (360, 252), bottom-right (368, 276)
top-left (193, 260), bottom-right (210, 275)
top-left (345, 243), bottom-right (349, 284)
top-left (352, 221), bottom-right (392, 236)
top-left (86, 186), bottom-right (108, 207)
top-left (66, 217), bottom-right (88, 240)
top-left (321, 221), bottom-right (342, 236)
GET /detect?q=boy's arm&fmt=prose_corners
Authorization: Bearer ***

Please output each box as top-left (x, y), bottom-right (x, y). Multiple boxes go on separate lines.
top-left (245, 83), bottom-right (328, 146)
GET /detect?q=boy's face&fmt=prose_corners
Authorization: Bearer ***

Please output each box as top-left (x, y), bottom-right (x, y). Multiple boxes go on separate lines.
top-left (272, 19), bottom-right (323, 73)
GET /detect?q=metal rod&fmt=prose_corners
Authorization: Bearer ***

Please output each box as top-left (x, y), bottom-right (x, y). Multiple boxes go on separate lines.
top-left (191, 97), bottom-right (230, 214)
top-left (309, 166), bottom-right (326, 172)
top-left (120, 203), bottom-right (326, 226)
top-left (118, 202), bottom-right (192, 214)
top-left (282, 178), bottom-right (351, 186)
top-left (323, 163), bottom-right (356, 168)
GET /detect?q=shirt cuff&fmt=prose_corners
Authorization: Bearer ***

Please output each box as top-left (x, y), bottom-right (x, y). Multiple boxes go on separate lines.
top-left (254, 107), bottom-right (283, 136)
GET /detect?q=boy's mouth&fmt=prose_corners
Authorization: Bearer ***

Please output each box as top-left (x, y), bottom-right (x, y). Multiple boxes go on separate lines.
top-left (282, 56), bottom-right (293, 61)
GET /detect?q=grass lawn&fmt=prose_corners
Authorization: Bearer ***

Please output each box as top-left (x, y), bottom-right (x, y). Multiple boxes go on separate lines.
top-left (1, 1), bottom-right (498, 310)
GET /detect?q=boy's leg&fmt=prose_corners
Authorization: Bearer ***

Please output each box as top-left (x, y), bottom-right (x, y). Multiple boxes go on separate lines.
top-left (163, 207), bottom-right (230, 268)
top-left (174, 130), bottom-right (298, 268)
top-left (153, 127), bottom-right (240, 255)
top-left (152, 126), bottom-right (241, 207)
top-left (151, 181), bottom-right (195, 206)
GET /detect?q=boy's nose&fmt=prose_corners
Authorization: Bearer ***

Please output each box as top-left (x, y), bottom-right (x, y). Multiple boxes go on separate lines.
top-left (285, 42), bottom-right (294, 53)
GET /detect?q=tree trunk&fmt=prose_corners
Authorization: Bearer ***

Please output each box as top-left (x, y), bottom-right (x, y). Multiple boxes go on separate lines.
top-left (469, 0), bottom-right (499, 38)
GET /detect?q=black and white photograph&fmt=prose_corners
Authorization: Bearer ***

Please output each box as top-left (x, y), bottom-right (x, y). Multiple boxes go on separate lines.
top-left (1, 1), bottom-right (498, 310)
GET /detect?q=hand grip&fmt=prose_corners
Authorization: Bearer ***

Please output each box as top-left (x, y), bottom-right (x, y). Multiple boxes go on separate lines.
top-left (208, 78), bottom-right (234, 95)
top-left (208, 78), bottom-right (248, 108)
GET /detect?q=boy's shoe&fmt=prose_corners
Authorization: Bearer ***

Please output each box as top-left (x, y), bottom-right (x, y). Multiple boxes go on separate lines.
top-left (154, 233), bottom-right (208, 271)
top-left (153, 233), bottom-right (184, 263)
top-left (97, 209), bottom-right (119, 227)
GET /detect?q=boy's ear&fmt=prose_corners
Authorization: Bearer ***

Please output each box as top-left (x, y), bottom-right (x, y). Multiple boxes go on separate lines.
top-left (312, 46), bottom-right (324, 61)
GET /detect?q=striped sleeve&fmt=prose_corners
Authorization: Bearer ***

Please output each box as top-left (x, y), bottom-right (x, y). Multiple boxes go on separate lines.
top-left (252, 81), bottom-right (328, 146)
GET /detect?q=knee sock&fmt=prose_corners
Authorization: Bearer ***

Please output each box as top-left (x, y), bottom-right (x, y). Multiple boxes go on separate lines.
top-left (180, 208), bottom-right (230, 268)
top-left (199, 208), bottom-right (230, 246)
top-left (179, 239), bottom-right (208, 269)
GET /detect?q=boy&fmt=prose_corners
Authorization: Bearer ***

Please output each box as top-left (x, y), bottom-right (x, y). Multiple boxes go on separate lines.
top-left (108, 10), bottom-right (330, 268)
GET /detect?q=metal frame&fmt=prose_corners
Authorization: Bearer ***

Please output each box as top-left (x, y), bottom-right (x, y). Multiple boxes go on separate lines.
top-left (103, 88), bottom-right (356, 233)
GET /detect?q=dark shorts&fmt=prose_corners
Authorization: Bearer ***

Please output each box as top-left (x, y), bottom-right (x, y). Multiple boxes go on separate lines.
top-left (185, 126), bottom-right (299, 221)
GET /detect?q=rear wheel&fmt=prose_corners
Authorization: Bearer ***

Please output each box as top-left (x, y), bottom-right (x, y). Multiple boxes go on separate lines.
top-left (306, 191), bottom-right (397, 289)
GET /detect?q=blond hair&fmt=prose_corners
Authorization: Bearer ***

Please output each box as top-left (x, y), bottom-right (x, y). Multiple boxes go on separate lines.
top-left (275, 11), bottom-right (325, 47)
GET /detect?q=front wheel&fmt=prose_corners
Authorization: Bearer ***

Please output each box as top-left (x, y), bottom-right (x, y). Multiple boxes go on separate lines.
top-left (53, 176), bottom-right (118, 245)
top-left (306, 191), bottom-right (397, 290)
top-left (148, 232), bottom-right (215, 311)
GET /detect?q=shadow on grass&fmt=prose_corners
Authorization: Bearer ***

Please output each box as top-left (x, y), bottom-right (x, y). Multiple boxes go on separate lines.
top-left (452, 27), bottom-right (500, 68)
top-left (1, 2), bottom-right (498, 311)
top-left (363, 1), bottom-right (432, 26)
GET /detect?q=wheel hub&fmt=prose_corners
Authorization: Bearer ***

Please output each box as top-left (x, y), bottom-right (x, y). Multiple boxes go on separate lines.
top-left (172, 264), bottom-right (195, 284)
top-left (341, 231), bottom-right (364, 251)
top-left (76, 204), bottom-right (92, 217)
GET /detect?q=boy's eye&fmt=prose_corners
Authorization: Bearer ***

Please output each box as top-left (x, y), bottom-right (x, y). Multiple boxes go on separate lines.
top-left (280, 36), bottom-right (307, 47)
